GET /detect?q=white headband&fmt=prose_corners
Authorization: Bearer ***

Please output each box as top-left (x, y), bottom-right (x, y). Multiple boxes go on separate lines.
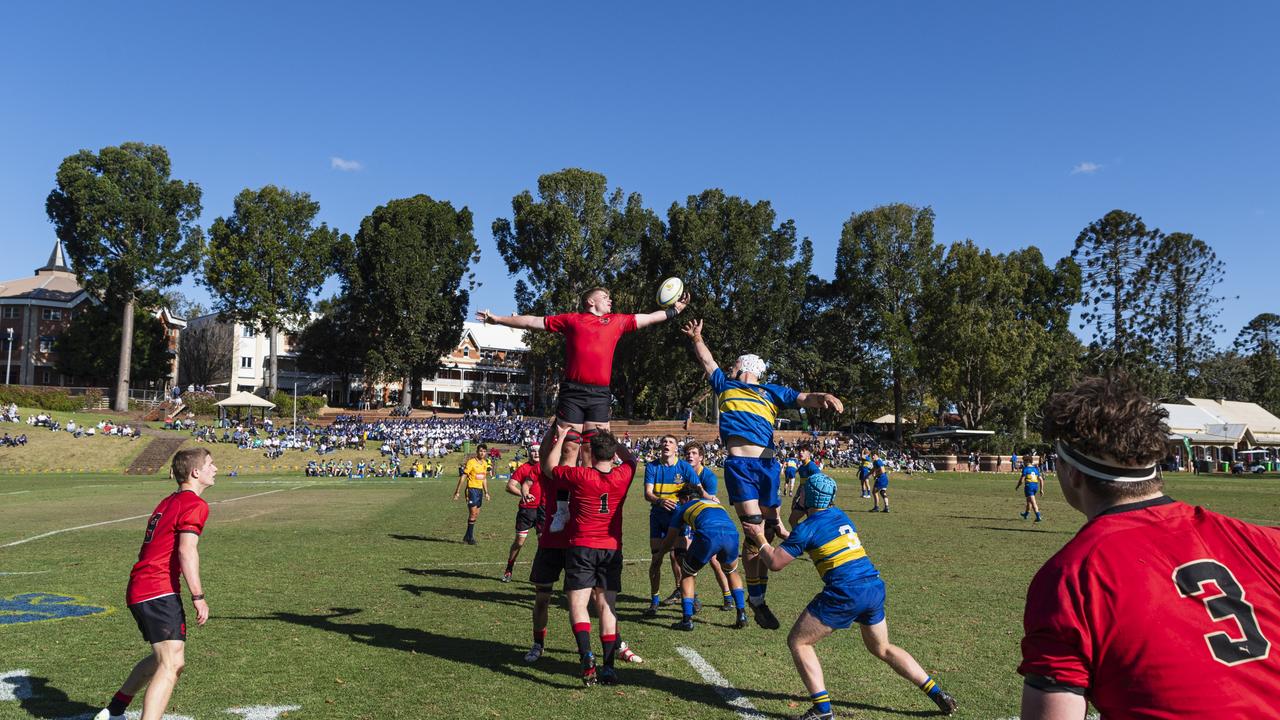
top-left (1056, 440), bottom-right (1159, 483)
top-left (736, 354), bottom-right (767, 378)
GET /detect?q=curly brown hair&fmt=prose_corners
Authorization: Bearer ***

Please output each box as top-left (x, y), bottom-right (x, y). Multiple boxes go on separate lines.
top-left (1042, 373), bottom-right (1169, 499)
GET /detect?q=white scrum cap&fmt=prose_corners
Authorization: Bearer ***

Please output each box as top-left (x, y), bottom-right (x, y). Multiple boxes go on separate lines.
top-left (735, 354), bottom-right (767, 378)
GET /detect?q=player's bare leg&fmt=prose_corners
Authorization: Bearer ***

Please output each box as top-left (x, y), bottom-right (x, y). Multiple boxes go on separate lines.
top-left (578, 420), bottom-right (610, 467)
top-left (594, 588), bottom-right (622, 684)
top-left (525, 587), bottom-right (552, 662)
top-left (567, 587), bottom-right (598, 685)
top-left (555, 419), bottom-right (584, 467)
top-left (97, 653), bottom-right (158, 718)
top-left (709, 555), bottom-right (734, 610)
top-left (787, 611), bottom-right (836, 719)
top-left (504, 530), bottom-right (529, 581)
top-left (736, 497), bottom-right (780, 629)
top-left (139, 640), bottom-right (184, 720)
top-left (859, 620), bottom-right (957, 715)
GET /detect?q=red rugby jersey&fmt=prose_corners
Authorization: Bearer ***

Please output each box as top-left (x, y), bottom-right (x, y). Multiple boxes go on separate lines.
top-left (544, 312), bottom-right (638, 387)
top-left (126, 490), bottom-right (209, 605)
top-left (1019, 496), bottom-right (1280, 719)
top-left (513, 461), bottom-right (542, 509)
top-left (536, 470), bottom-right (571, 550)
top-left (553, 461), bottom-right (636, 550)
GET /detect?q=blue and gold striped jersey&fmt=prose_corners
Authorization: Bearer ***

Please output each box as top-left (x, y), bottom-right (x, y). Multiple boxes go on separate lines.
top-left (669, 498), bottom-right (737, 535)
top-left (644, 459), bottom-right (699, 501)
top-left (710, 368), bottom-right (800, 448)
top-left (861, 455), bottom-right (873, 470)
top-left (872, 458), bottom-right (888, 479)
top-left (780, 507), bottom-right (879, 586)
top-left (1021, 465), bottom-right (1041, 482)
top-left (799, 460), bottom-right (822, 479)
top-left (697, 466), bottom-right (719, 496)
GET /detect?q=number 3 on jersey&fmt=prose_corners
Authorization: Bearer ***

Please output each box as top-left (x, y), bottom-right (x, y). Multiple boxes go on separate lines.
top-left (1173, 558), bottom-right (1271, 666)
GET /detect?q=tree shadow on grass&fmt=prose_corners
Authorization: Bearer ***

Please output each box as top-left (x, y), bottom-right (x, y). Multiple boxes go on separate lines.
top-left (0, 673), bottom-right (98, 719)
top-left (387, 533), bottom-right (458, 544)
top-left (970, 525), bottom-right (1072, 535)
top-left (243, 607), bottom-right (938, 719)
top-left (399, 583), bottom-right (531, 610)
top-left (401, 567), bottom-right (495, 583)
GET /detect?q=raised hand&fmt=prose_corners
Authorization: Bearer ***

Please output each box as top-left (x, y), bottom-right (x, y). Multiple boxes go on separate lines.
top-left (682, 319), bottom-right (703, 342)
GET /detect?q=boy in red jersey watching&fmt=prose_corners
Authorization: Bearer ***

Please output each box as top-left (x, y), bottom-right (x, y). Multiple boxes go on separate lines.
top-left (93, 448), bottom-right (216, 720)
top-left (478, 285), bottom-right (689, 466)
top-left (502, 444), bottom-right (543, 582)
top-left (541, 423), bottom-right (638, 686)
top-left (1020, 373), bottom-right (1280, 720)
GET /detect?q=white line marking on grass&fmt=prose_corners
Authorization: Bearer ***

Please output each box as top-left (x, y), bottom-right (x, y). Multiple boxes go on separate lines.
top-left (0, 491), bottom-right (30, 496)
top-left (0, 487), bottom-right (304, 549)
top-left (0, 571), bottom-right (52, 575)
top-left (676, 646), bottom-right (766, 720)
top-left (0, 669), bottom-right (33, 701)
top-left (72, 485), bottom-right (113, 489)
top-left (226, 706), bottom-right (302, 720)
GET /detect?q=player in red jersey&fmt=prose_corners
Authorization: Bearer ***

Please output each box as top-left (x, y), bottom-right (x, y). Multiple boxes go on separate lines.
top-left (541, 424), bottom-right (638, 686)
top-left (93, 448), bottom-right (216, 720)
top-left (502, 444), bottom-right (543, 582)
top-left (478, 285), bottom-right (689, 466)
top-left (521, 425), bottom-right (644, 665)
top-left (1020, 373), bottom-right (1280, 720)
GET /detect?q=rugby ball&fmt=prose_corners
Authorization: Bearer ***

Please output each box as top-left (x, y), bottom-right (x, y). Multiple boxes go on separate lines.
top-left (657, 277), bottom-right (684, 308)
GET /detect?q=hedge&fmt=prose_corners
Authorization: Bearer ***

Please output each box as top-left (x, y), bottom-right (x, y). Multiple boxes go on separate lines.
top-left (0, 386), bottom-right (103, 412)
top-left (270, 391), bottom-right (327, 420)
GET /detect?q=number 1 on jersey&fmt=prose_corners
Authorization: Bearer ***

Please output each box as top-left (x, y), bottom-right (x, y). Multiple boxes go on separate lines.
top-left (598, 493), bottom-right (609, 514)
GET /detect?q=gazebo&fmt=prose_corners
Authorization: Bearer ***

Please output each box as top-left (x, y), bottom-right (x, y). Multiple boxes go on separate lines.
top-left (215, 391), bottom-right (276, 422)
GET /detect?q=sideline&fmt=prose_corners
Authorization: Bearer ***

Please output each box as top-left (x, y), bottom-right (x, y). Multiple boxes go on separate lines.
top-left (0, 487), bottom-right (304, 549)
top-left (675, 646), bottom-right (766, 720)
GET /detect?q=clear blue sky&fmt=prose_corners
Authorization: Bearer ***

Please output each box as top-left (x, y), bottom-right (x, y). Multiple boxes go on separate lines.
top-left (2, 2), bottom-right (1276, 344)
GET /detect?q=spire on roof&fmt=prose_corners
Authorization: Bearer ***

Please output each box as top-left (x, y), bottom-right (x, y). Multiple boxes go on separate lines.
top-left (36, 240), bottom-right (72, 274)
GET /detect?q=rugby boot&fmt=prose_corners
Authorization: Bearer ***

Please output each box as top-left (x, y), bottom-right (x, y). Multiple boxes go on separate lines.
top-left (794, 708), bottom-right (834, 720)
top-left (751, 602), bottom-right (781, 630)
top-left (597, 665), bottom-right (620, 685)
top-left (672, 617), bottom-right (695, 631)
top-left (580, 654), bottom-right (598, 686)
top-left (734, 608), bottom-right (750, 628)
top-left (523, 643), bottom-right (543, 663)
top-left (617, 640), bottom-right (644, 663)
top-left (930, 689), bottom-right (958, 715)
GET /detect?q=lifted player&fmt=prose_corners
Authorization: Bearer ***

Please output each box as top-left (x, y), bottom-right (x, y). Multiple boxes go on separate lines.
top-left (93, 448), bottom-right (217, 720)
top-left (685, 441), bottom-right (736, 611)
top-left (478, 286), bottom-right (688, 466)
top-left (452, 442), bottom-right (491, 544)
top-left (502, 444), bottom-right (543, 581)
top-left (658, 482), bottom-right (749, 630)
top-left (1020, 374), bottom-right (1280, 719)
top-left (541, 425), bottom-right (638, 686)
top-left (1014, 459), bottom-right (1043, 522)
top-left (750, 473), bottom-right (957, 720)
top-left (683, 318), bottom-right (843, 630)
top-left (642, 434), bottom-right (704, 616)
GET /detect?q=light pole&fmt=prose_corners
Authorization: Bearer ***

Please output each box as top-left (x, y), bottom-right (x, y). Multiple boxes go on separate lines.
top-left (4, 327), bottom-right (12, 385)
top-left (292, 381), bottom-right (298, 429)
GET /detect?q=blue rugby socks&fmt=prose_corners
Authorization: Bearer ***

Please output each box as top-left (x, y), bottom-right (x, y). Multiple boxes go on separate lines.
top-left (811, 690), bottom-right (832, 715)
top-left (731, 587), bottom-right (746, 610)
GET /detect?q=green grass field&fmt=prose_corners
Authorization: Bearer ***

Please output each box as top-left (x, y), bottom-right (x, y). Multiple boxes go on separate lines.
top-left (3, 462), bottom-right (1279, 720)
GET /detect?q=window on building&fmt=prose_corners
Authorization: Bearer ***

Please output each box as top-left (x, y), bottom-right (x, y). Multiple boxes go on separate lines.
top-left (39, 336), bottom-right (54, 353)
top-left (1, 307), bottom-right (19, 319)
top-left (241, 356), bottom-right (253, 369)
top-left (242, 327), bottom-right (255, 338)
top-left (462, 347), bottom-right (470, 357)
top-left (41, 308), bottom-right (63, 321)
top-left (39, 366), bottom-right (52, 385)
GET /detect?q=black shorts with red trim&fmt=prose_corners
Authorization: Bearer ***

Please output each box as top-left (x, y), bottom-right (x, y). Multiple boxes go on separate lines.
top-left (515, 506), bottom-right (544, 533)
top-left (564, 546), bottom-right (623, 592)
top-left (556, 382), bottom-right (612, 425)
top-left (129, 594), bottom-right (186, 643)
top-left (529, 546), bottom-right (568, 588)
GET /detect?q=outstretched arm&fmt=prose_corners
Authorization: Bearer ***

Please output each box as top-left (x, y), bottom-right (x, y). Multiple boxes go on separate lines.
top-left (681, 320), bottom-right (719, 378)
top-left (795, 392), bottom-right (845, 415)
top-left (476, 310), bottom-right (546, 331)
top-left (540, 423), bottom-right (566, 478)
top-left (634, 292), bottom-right (690, 329)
